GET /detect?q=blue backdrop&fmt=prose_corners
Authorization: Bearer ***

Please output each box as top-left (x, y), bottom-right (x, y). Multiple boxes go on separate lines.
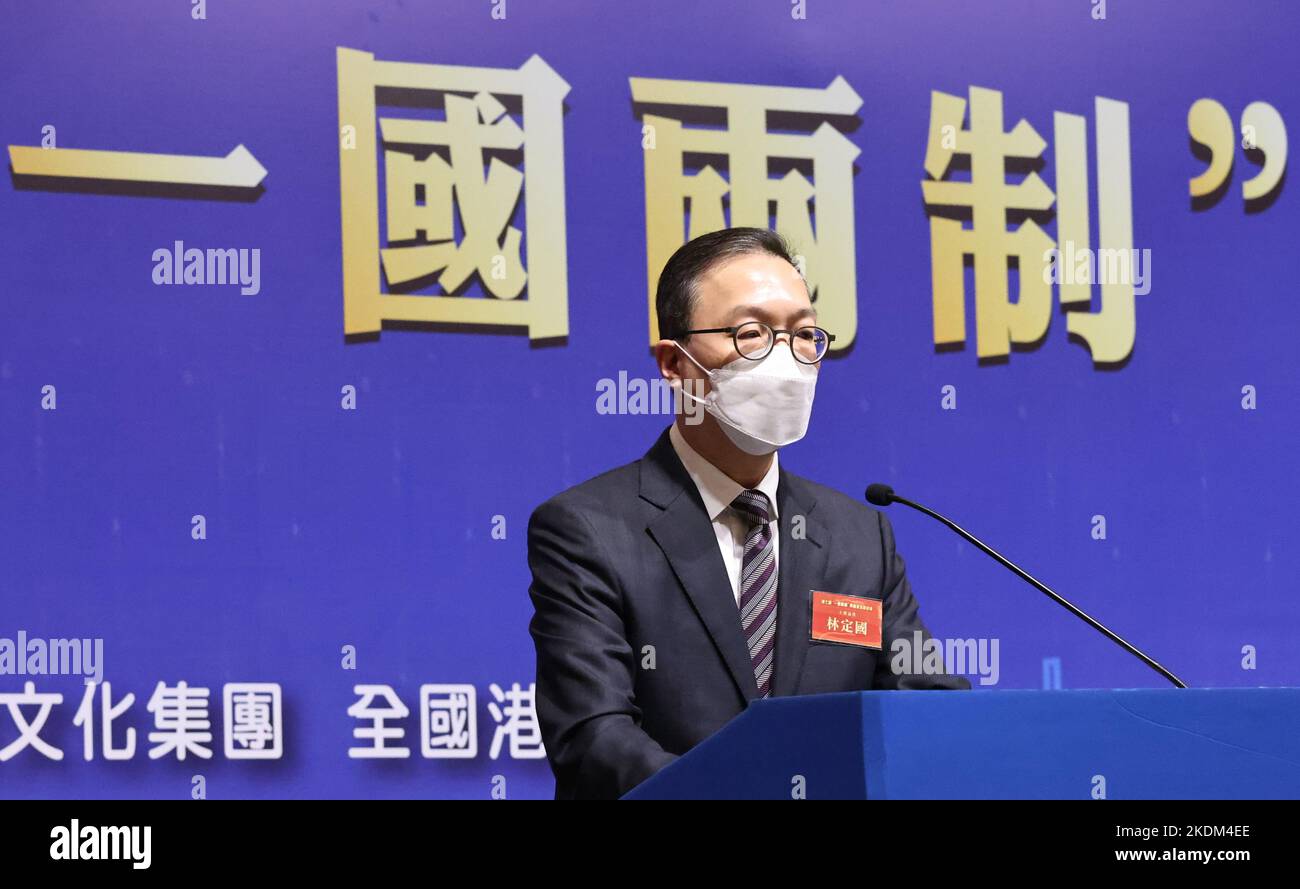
top-left (1, 0), bottom-right (1296, 799)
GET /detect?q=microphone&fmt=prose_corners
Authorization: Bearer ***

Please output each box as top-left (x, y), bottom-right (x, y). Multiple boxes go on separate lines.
top-left (865, 483), bottom-right (1187, 689)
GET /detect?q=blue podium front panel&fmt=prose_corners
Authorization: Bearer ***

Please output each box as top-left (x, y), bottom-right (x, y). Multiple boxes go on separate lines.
top-left (625, 689), bottom-right (1300, 799)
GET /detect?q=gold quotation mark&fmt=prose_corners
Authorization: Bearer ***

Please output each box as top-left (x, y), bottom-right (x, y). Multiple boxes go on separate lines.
top-left (1188, 98), bottom-right (1287, 203)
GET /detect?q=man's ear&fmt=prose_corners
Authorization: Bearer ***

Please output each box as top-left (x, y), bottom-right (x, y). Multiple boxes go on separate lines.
top-left (654, 340), bottom-right (682, 383)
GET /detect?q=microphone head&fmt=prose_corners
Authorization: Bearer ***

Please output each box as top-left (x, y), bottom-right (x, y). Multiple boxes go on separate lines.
top-left (865, 483), bottom-right (895, 506)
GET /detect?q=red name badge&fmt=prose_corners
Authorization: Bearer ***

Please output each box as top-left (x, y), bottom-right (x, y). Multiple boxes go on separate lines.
top-left (810, 591), bottom-right (883, 649)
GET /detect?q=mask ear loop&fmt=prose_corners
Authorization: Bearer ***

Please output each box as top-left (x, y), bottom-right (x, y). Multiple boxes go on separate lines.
top-left (671, 341), bottom-right (713, 406)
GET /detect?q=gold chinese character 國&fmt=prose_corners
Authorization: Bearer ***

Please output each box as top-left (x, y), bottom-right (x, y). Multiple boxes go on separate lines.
top-left (630, 75), bottom-right (863, 351)
top-left (337, 48), bottom-right (570, 340)
top-left (923, 86), bottom-right (1139, 365)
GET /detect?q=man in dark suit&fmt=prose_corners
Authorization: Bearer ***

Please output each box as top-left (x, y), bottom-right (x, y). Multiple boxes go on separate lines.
top-left (528, 227), bottom-right (968, 800)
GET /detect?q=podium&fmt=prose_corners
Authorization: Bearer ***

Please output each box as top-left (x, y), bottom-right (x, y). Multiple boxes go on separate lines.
top-left (623, 688), bottom-right (1300, 799)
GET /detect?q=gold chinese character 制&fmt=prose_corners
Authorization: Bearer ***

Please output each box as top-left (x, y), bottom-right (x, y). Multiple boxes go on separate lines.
top-left (923, 86), bottom-right (1139, 365)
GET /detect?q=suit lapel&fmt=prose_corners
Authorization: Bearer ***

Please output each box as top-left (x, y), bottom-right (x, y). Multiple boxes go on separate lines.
top-left (639, 429), bottom-right (830, 702)
top-left (641, 429), bottom-right (759, 702)
top-left (771, 471), bottom-right (828, 698)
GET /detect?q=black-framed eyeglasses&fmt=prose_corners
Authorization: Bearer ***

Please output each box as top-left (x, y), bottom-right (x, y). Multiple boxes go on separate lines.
top-left (679, 320), bottom-right (835, 364)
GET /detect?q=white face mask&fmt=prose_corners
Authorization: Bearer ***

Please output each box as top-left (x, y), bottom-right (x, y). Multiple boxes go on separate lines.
top-left (674, 339), bottom-right (819, 455)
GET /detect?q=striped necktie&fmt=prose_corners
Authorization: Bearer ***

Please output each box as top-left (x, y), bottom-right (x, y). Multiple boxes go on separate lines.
top-left (732, 489), bottom-right (777, 698)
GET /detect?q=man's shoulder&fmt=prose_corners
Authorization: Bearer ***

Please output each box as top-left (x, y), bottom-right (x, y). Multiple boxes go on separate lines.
top-left (529, 451), bottom-right (644, 529)
top-left (783, 468), bottom-right (885, 532)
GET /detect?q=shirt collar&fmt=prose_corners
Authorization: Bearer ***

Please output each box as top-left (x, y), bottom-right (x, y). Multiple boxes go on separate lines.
top-left (668, 423), bottom-right (780, 523)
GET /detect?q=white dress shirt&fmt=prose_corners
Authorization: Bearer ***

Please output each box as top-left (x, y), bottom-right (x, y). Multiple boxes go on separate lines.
top-left (668, 423), bottom-right (781, 607)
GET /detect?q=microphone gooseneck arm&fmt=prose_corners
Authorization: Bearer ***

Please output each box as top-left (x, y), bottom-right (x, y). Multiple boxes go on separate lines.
top-left (866, 484), bottom-right (1187, 689)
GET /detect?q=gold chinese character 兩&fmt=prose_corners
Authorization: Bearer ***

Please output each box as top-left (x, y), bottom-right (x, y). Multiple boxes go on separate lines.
top-left (337, 48), bottom-right (570, 340)
top-left (631, 74), bottom-right (863, 351)
top-left (922, 85), bottom-right (1140, 365)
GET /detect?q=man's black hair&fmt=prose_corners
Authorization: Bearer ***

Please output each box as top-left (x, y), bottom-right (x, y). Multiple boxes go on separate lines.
top-left (655, 227), bottom-right (805, 341)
